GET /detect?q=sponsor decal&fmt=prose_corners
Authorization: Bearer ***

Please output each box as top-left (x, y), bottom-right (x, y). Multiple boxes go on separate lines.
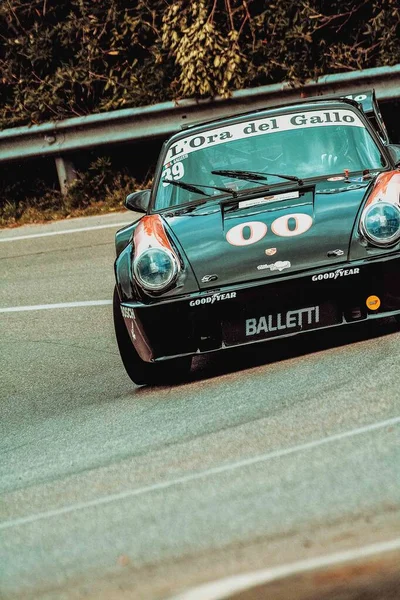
top-left (190, 292), bottom-right (236, 307)
top-left (366, 295), bottom-right (381, 310)
top-left (319, 183), bottom-right (366, 194)
top-left (164, 154), bottom-right (188, 168)
top-left (246, 306), bottom-right (320, 336)
top-left (327, 176), bottom-right (345, 181)
top-left (312, 267), bottom-right (360, 281)
top-left (121, 305), bottom-right (137, 341)
top-left (265, 247), bottom-right (277, 256)
top-left (201, 274), bottom-right (218, 283)
top-left (327, 249), bottom-right (344, 257)
top-left (121, 306), bottom-right (136, 319)
top-left (164, 109), bottom-right (364, 163)
top-left (238, 191), bottom-right (299, 209)
top-left (257, 260), bottom-right (291, 272)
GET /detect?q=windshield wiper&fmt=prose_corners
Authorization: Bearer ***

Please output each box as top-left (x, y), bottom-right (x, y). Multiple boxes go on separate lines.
top-left (163, 179), bottom-right (237, 197)
top-left (211, 169), bottom-right (303, 185)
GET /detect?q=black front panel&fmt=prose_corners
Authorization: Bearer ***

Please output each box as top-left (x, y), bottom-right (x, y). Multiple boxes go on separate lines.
top-left (131, 254), bottom-right (400, 360)
top-left (222, 302), bottom-right (339, 346)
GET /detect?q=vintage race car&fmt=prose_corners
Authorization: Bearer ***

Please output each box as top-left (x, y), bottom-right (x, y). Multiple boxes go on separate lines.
top-left (113, 91), bottom-right (400, 385)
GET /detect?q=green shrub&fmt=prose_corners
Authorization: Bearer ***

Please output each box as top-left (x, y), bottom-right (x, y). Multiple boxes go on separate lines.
top-left (0, 156), bottom-right (145, 226)
top-left (0, 0), bottom-right (399, 129)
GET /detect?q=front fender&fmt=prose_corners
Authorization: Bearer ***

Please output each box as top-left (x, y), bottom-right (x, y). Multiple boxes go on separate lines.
top-left (114, 216), bottom-right (199, 303)
top-left (115, 244), bottom-right (135, 302)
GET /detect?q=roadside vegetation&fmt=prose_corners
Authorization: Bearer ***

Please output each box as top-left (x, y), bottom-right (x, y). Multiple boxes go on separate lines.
top-left (0, 157), bottom-right (149, 228)
top-left (1, 0), bottom-right (399, 226)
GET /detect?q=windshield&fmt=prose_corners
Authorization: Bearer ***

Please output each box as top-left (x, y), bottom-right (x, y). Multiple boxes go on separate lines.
top-left (154, 107), bottom-right (385, 209)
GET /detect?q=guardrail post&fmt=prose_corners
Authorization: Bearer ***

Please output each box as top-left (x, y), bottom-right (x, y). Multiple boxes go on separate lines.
top-left (55, 156), bottom-right (77, 195)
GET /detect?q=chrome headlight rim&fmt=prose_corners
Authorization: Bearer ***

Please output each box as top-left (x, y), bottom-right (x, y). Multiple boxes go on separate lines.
top-left (133, 247), bottom-right (179, 292)
top-left (360, 201), bottom-right (400, 248)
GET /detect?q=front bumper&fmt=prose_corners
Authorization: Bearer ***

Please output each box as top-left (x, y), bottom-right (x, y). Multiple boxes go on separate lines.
top-left (120, 254), bottom-right (400, 362)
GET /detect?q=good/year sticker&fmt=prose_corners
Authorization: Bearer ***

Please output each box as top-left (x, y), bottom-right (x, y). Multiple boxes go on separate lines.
top-left (312, 268), bottom-right (360, 281)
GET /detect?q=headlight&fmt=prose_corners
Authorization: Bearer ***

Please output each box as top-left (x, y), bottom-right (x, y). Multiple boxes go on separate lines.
top-left (360, 201), bottom-right (400, 247)
top-left (133, 247), bottom-right (179, 291)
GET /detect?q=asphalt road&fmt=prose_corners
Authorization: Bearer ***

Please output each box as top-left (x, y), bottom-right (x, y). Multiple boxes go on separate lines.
top-left (1, 212), bottom-right (399, 600)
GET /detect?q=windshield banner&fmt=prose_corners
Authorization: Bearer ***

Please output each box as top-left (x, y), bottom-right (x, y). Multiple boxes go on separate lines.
top-left (165, 109), bottom-right (364, 164)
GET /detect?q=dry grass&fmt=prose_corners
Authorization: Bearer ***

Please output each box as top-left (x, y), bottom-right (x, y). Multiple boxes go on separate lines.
top-left (1, 199), bottom-right (126, 229)
top-left (0, 159), bottom-right (150, 228)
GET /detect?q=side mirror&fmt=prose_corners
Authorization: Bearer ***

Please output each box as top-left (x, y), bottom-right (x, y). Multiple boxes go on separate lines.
top-left (386, 144), bottom-right (400, 167)
top-left (125, 189), bottom-right (151, 213)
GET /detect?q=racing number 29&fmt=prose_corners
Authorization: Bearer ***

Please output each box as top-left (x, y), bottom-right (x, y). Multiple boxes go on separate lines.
top-left (226, 213), bottom-right (313, 246)
top-left (162, 162), bottom-right (185, 187)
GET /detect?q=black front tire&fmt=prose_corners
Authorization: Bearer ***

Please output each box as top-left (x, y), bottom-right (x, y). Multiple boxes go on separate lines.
top-left (113, 287), bottom-right (192, 386)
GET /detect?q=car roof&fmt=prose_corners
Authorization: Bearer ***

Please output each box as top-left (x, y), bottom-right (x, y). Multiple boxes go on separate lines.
top-left (178, 96), bottom-right (360, 135)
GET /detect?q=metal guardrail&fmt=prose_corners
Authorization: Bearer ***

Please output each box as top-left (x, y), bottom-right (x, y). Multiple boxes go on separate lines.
top-left (1, 64), bottom-right (399, 192)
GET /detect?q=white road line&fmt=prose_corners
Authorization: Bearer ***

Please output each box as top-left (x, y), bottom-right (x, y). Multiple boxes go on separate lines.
top-left (0, 300), bottom-right (112, 313)
top-left (170, 537), bottom-right (400, 600)
top-left (0, 221), bottom-right (131, 242)
top-left (1, 415), bottom-right (399, 531)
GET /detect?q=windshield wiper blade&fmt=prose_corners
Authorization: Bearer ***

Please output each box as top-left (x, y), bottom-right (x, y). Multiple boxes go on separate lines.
top-left (212, 169), bottom-right (303, 185)
top-left (259, 171), bottom-right (303, 184)
top-left (211, 169), bottom-right (267, 182)
top-left (163, 179), bottom-right (237, 197)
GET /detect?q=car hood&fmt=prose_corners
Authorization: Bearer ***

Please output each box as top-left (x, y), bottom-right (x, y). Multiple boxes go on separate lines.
top-left (162, 180), bottom-right (372, 289)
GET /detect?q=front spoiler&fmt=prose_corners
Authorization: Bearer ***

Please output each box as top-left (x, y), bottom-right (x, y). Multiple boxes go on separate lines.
top-left (120, 253), bottom-right (400, 362)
